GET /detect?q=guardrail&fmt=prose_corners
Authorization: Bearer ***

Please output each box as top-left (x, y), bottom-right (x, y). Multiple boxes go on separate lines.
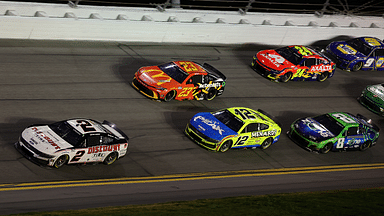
top-left (0, 1), bottom-right (383, 45)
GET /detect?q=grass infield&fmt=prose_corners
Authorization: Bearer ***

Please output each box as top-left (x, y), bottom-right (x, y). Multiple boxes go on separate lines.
top-left (10, 187), bottom-right (384, 216)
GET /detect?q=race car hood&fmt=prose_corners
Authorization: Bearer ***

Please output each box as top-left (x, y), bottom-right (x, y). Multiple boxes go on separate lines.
top-left (294, 117), bottom-right (335, 142)
top-left (327, 41), bottom-right (366, 61)
top-left (22, 125), bottom-right (73, 155)
top-left (257, 50), bottom-right (294, 72)
top-left (365, 84), bottom-right (384, 104)
top-left (190, 112), bottom-right (237, 141)
top-left (136, 66), bottom-right (179, 88)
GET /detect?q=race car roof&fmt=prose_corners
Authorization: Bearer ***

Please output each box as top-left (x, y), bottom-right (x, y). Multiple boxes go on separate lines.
top-left (67, 119), bottom-right (106, 135)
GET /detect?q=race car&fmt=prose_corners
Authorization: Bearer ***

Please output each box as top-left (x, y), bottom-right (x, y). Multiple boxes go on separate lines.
top-left (358, 83), bottom-right (384, 116)
top-left (251, 45), bottom-right (336, 82)
top-left (288, 112), bottom-right (379, 153)
top-left (325, 37), bottom-right (384, 71)
top-left (132, 61), bottom-right (226, 101)
top-left (185, 107), bottom-right (281, 152)
top-left (15, 118), bottom-right (129, 168)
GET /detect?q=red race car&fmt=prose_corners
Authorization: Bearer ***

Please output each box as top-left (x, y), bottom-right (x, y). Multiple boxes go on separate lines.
top-left (132, 61), bottom-right (226, 101)
top-left (251, 45), bottom-right (336, 82)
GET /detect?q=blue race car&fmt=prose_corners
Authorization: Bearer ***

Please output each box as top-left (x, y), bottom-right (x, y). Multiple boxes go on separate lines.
top-left (325, 37), bottom-right (384, 71)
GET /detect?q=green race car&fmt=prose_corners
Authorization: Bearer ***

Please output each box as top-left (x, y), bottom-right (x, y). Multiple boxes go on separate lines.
top-left (185, 107), bottom-right (282, 152)
top-left (288, 112), bottom-right (380, 153)
top-left (358, 83), bottom-right (384, 116)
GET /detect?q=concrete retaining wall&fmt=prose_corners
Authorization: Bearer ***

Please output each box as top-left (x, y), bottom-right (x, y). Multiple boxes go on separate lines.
top-left (1, 1), bottom-right (383, 45)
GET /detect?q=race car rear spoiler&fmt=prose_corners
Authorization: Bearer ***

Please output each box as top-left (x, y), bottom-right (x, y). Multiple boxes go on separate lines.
top-left (257, 109), bottom-right (282, 128)
top-left (203, 63), bottom-right (227, 80)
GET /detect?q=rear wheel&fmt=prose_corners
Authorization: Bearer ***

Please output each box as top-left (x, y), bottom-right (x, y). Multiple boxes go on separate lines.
top-left (320, 143), bottom-right (333, 154)
top-left (352, 62), bottom-right (363, 71)
top-left (219, 140), bottom-right (232, 152)
top-left (360, 141), bottom-right (371, 151)
top-left (204, 88), bottom-right (217, 101)
top-left (317, 71), bottom-right (329, 82)
top-left (164, 90), bottom-right (176, 102)
top-left (261, 138), bottom-right (272, 149)
top-left (103, 152), bottom-right (118, 165)
top-left (54, 155), bottom-right (68, 168)
top-left (280, 72), bottom-right (292, 83)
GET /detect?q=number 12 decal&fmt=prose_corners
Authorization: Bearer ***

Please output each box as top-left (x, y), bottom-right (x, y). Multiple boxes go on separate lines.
top-left (234, 136), bottom-right (249, 146)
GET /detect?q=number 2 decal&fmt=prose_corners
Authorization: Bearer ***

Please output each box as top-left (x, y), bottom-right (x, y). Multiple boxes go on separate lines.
top-left (70, 150), bottom-right (85, 162)
top-left (76, 120), bottom-right (96, 132)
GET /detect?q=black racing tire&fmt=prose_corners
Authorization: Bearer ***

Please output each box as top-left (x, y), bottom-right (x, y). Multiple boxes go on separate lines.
top-left (352, 62), bottom-right (363, 71)
top-left (164, 90), bottom-right (176, 102)
top-left (103, 152), bottom-right (118, 165)
top-left (219, 140), bottom-right (232, 153)
top-left (261, 138), bottom-right (273, 149)
top-left (359, 141), bottom-right (371, 151)
top-left (54, 155), bottom-right (68, 168)
top-left (280, 72), bottom-right (292, 83)
top-left (320, 143), bottom-right (333, 154)
top-left (317, 71), bottom-right (329, 82)
top-left (204, 88), bottom-right (217, 101)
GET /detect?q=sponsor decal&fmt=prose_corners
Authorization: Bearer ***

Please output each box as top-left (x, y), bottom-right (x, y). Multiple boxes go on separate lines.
top-left (301, 118), bottom-right (333, 138)
top-left (194, 116), bottom-right (225, 135)
top-left (198, 83), bottom-right (221, 88)
top-left (260, 53), bottom-right (283, 68)
top-left (368, 86), bottom-right (384, 100)
top-left (32, 127), bottom-right (61, 150)
top-left (251, 130), bottom-right (277, 138)
top-left (364, 38), bottom-right (381, 46)
top-left (337, 44), bottom-right (357, 55)
top-left (87, 144), bottom-right (120, 154)
top-left (310, 65), bottom-right (332, 72)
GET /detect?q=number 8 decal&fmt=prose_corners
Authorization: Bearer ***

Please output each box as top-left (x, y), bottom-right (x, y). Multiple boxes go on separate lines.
top-left (336, 138), bottom-right (345, 149)
top-left (331, 113), bottom-right (356, 124)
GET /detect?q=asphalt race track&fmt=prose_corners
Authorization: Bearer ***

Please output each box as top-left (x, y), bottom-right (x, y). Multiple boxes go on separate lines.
top-left (0, 39), bottom-right (384, 214)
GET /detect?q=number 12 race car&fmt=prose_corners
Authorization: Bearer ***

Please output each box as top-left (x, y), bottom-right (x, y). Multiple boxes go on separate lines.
top-left (288, 112), bottom-right (379, 153)
top-left (132, 61), bottom-right (226, 102)
top-left (185, 107), bottom-right (281, 152)
top-left (15, 119), bottom-right (129, 168)
top-left (251, 45), bottom-right (336, 82)
top-left (325, 37), bottom-right (384, 71)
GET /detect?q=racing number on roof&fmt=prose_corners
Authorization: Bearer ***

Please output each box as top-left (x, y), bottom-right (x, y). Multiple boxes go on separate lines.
top-left (179, 62), bottom-right (198, 72)
top-left (235, 109), bottom-right (257, 120)
top-left (294, 46), bottom-right (313, 56)
top-left (76, 120), bottom-right (96, 132)
top-left (331, 113), bottom-right (356, 124)
top-left (365, 38), bottom-right (381, 46)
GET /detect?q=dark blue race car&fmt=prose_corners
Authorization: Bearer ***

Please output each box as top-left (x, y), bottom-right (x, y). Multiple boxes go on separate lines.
top-left (325, 37), bottom-right (384, 71)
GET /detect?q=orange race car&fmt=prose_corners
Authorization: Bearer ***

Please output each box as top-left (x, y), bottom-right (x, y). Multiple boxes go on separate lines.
top-left (132, 61), bottom-right (226, 101)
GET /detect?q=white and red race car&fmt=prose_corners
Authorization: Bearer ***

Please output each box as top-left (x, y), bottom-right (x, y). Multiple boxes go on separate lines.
top-left (15, 118), bottom-right (129, 168)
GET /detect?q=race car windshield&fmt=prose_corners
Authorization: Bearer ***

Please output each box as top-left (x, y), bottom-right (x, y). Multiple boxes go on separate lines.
top-left (347, 38), bottom-right (373, 56)
top-left (275, 46), bottom-right (302, 65)
top-left (313, 114), bottom-right (344, 136)
top-left (49, 121), bottom-right (83, 147)
top-left (158, 62), bottom-right (189, 84)
top-left (213, 110), bottom-right (244, 132)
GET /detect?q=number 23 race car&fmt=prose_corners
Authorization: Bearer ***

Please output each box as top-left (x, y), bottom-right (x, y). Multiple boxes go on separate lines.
top-left (15, 119), bottom-right (129, 168)
top-left (132, 61), bottom-right (226, 102)
top-left (185, 107), bottom-right (281, 152)
top-left (252, 45), bottom-right (336, 82)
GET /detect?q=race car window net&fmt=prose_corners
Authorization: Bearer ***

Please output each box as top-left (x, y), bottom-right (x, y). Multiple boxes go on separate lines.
top-left (276, 47), bottom-right (302, 65)
top-left (48, 121), bottom-right (83, 147)
top-left (347, 38), bottom-right (373, 56)
top-left (312, 114), bottom-right (344, 136)
top-left (374, 49), bottom-right (384, 57)
top-left (158, 62), bottom-right (188, 84)
top-left (213, 110), bottom-right (244, 132)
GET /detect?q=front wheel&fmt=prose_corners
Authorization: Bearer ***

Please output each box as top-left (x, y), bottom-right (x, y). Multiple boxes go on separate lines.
top-left (103, 152), bottom-right (118, 165)
top-left (204, 88), bottom-right (217, 101)
top-left (352, 62), bottom-right (363, 71)
top-left (317, 71), bottom-right (329, 82)
top-left (164, 90), bottom-right (176, 102)
top-left (54, 155), bottom-right (68, 168)
top-left (219, 140), bottom-right (232, 152)
top-left (360, 141), bottom-right (371, 151)
top-left (261, 138), bottom-right (272, 149)
top-left (320, 143), bottom-right (333, 154)
top-left (280, 72), bottom-right (292, 83)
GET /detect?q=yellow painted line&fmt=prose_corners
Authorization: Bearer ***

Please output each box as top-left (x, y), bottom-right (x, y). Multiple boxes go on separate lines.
top-left (1, 163), bottom-right (384, 192)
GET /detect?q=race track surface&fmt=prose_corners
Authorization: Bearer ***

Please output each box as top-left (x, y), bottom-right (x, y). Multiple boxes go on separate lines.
top-left (0, 40), bottom-right (384, 214)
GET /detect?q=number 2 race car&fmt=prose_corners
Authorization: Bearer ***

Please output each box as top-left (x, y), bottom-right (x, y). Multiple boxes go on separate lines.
top-left (358, 83), bottom-right (384, 116)
top-left (325, 37), bottom-right (384, 71)
top-left (251, 45), bottom-right (336, 82)
top-left (288, 112), bottom-right (379, 153)
top-left (132, 61), bottom-right (226, 102)
top-left (15, 119), bottom-right (129, 168)
top-left (185, 107), bottom-right (281, 152)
